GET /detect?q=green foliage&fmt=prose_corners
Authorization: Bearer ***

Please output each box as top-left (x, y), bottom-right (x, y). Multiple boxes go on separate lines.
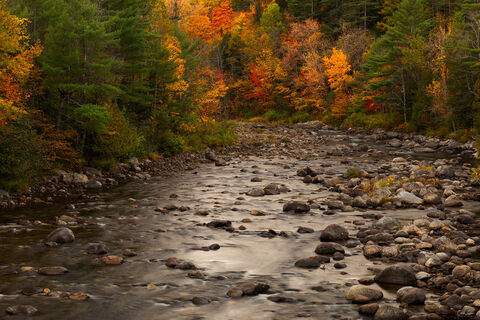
top-left (0, 118), bottom-right (46, 191)
top-left (184, 122), bottom-right (237, 151)
top-left (346, 168), bottom-right (363, 177)
top-left (260, 2), bottom-right (285, 34)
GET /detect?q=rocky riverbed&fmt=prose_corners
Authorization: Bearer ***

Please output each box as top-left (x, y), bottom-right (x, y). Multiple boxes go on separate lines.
top-left (1, 121), bottom-right (480, 319)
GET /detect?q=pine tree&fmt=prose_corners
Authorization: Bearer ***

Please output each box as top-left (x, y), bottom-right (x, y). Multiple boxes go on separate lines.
top-left (363, 0), bottom-right (432, 123)
top-left (341, 0), bottom-right (381, 32)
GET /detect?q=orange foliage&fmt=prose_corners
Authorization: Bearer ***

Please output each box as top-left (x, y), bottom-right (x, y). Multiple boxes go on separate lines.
top-left (185, 13), bottom-right (213, 41)
top-left (211, 1), bottom-right (234, 35)
top-left (0, 0), bottom-right (42, 128)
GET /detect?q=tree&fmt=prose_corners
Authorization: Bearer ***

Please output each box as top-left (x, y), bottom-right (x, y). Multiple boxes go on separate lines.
top-left (211, 1), bottom-right (234, 35)
top-left (363, 0), bottom-right (432, 123)
top-left (0, 0), bottom-right (41, 128)
top-left (260, 2), bottom-right (285, 34)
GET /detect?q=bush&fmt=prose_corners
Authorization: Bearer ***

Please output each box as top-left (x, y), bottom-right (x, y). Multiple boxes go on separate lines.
top-left (263, 109), bottom-right (291, 122)
top-left (0, 118), bottom-right (47, 191)
top-left (289, 112), bottom-right (310, 123)
top-left (184, 121), bottom-right (237, 151)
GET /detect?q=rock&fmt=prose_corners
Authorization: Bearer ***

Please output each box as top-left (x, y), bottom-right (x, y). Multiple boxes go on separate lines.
top-left (444, 195), bottom-right (463, 207)
top-left (207, 220), bottom-right (232, 228)
top-left (192, 296), bottom-right (211, 305)
top-left (359, 303), bottom-right (379, 315)
top-left (85, 180), bottom-right (102, 190)
top-left (5, 305), bottom-right (38, 316)
top-left (346, 285), bottom-right (383, 303)
top-left (123, 249), bottom-right (137, 257)
top-left (374, 266), bottom-right (417, 286)
top-left (267, 296), bottom-right (296, 303)
top-left (100, 255), bottom-right (124, 265)
top-left (294, 256), bottom-right (330, 268)
top-left (374, 305), bottom-right (408, 320)
top-left (38, 266), bottom-right (68, 275)
top-left (205, 151), bottom-right (216, 161)
top-left (297, 226), bottom-right (314, 233)
top-left (227, 282), bottom-right (269, 298)
top-left (352, 197), bottom-right (368, 208)
top-left (283, 201), bottom-right (310, 213)
top-left (326, 200), bottom-right (345, 210)
top-left (215, 158), bottom-right (227, 166)
top-left (397, 191), bottom-right (423, 205)
top-left (47, 227), bottom-right (75, 244)
top-left (375, 217), bottom-right (399, 229)
top-left (246, 188), bottom-right (265, 197)
top-left (423, 193), bottom-right (442, 205)
top-left (320, 224), bottom-right (349, 242)
top-left (69, 293), bottom-right (89, 301)
top-left (165, 257), bottom-right (196, 270)
top-left (86, 243), bottom-right (108, 255)
top-left (264, 183), bottom-right (289, 195)
top-left (315, 242), bottom-right (345, 255)
top-left (334, 262), bottom-right (346, 269)
top-left (452, 265), bottom-right (472, 282)
top-left (396, 287), bottom-right (426, 305)
top-left (459, 305), bottom-right (476, 318)
top-left (72, 173), bottom-right (89, 184)
top-left (297, 167), bottom-right (316, 177)
top-left (436, 165), bottom-right (455, 178)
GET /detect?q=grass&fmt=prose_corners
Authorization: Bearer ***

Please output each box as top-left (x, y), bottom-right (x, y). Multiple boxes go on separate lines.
top-left (346, 168), bottom-right (363, 178)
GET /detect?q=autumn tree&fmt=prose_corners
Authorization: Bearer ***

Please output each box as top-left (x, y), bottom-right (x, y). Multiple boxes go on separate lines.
top-left (0, 0), bottom-right (41, 128)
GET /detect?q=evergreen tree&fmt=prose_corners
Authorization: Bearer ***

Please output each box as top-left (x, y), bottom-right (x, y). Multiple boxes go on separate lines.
top-left (363, 0), bottom-right (432, 123)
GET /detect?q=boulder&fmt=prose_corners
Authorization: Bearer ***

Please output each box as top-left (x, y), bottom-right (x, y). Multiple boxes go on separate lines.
top-left (282, 201), bottom-right (310, 213)
top-left (396, 287), bottom-right (426, 305)
top-left (346, 285), bottom-right (383, 303)
top-left (374, 305), bottom-right (408, 320)
top-left (374, 266), bottom-right (417, 286)
top-left (396, 191), bottom-right (423, 205)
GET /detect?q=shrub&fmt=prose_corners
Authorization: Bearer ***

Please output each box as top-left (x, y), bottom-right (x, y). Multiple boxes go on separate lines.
top-left (0, 118), bottom-right (47, 191)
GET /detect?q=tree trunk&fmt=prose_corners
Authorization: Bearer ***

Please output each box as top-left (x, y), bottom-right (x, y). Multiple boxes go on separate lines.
top-left (56, 96), bottom-right (64, 131)
top-left (401, 72), bottom-right (407, 123)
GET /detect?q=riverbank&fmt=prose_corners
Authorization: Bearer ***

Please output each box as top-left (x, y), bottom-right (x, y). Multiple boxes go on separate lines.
top-left (0, 121), bottom-right (477, 210)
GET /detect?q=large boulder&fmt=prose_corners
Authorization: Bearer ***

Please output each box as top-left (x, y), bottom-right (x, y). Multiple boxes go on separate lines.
top-left (374, 266), bottom-right (417, 286)
top-left (320, 224), bottom-right (349, 242)
top-left (47, 227), bottom-right (75, 244)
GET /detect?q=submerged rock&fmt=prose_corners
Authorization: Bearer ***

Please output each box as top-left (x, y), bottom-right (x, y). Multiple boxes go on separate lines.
top-left (47, 227), bottom-right (75, 244)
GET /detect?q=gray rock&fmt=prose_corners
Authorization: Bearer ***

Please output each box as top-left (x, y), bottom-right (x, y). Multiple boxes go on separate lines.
top-left (47, 227), bottom-right (75, 244)
top-left (444, 195), bottom-right (463, 207)
top-left (205, 151), bottom-right (216, 161)
top-left (5, 305), bottom-right (38, 315)
top-left (374, 266), bottom-right (417, 286)
top-left (246, 188), bottom-right (265, 197)
top-left (86, 243), bottom-right (108, 255)
top-left (227, 282), bottom-right (269, 298)
top-left (320, 224), bottom-right (349, 242)
top-left (165, 257), bottom-right (196, 270)
top-left (423, 193), bottom-right (442, 205)
top-left (264, 183), bottom-right (289, 195)
top-left (397, 191), bottom-right (423, 205)
top-left (85, 180), bottom-right (102, 190)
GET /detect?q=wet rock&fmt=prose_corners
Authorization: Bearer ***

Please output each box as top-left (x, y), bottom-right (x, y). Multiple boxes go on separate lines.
top-left (85, 180), bottom-right (102, 190)
top-left (227, 282), bottom-right (270, 298)
top-left (359, 303), bottom-right (379, 315)
top-left (188, 270), bottom-right (205, 279)
top-left (373, 305), bottom-right (408, 320)
top-left (264, 183), bottom-right (289, 195)
top-left (268, 296), bottom-right (296, 303)
top-left (21, 287), bottom-right (44, 296)
top-left (86, 243), bottom-right (108, 255)
top-left (375, 217), bottom-right (399, 229)
top-left (38, 266), bottom-right (68, 275)
top-left (283, 201), bottom-right (310, 213)
top-left (397, 287), bottom-right (426, 305)
top-left (47, 227), bottom-right (75, 244)
top-left (297, 226), bottom-right (314, 233)
top-left (165, 257), bottom-right (196, 270)
top-left (247, 188), bottom-right (265, 197)
top-left (326, 200), bottom-right (345, 210)
top-left (100, 255), bottom-right (124, 265)
top-left (397, 191), bottom-right (423, 205)
top-left (320, 224), bottom-right (349, 242)
top-left (192, 296), bottom-right (211, 305)
top-left (123, 249), bottom-right (137, 257)
top-left (295, 256), bottom-right (330, 268)
top-left (346, 285), bottom-right (383, 303)
top-left (297, 167), bottom-right (316, 177)
top-left (208, 243), bottom-right (220, 250)
top-left (334, 262), bottom-right (346, 269)
top-left (458, 305), bottom-right (476, 318)
top-left (374, 266), bottom-right (417, 286)
top-left (207, 220), bottom-right (232, 228)
top-left (5, 305), bottom-right (38, 316)
top-left (69, 293), bottom-right (89, 301)
top-left (315, 242), bottom-right (345, 255)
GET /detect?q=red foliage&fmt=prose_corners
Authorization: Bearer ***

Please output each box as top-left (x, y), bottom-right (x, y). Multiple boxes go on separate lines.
top-left (364, 97), bottom-right (380, 113)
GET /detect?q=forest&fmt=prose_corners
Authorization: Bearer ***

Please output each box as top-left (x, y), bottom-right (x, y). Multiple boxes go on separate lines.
top-left (0, 0), bottom-right (479, 191)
